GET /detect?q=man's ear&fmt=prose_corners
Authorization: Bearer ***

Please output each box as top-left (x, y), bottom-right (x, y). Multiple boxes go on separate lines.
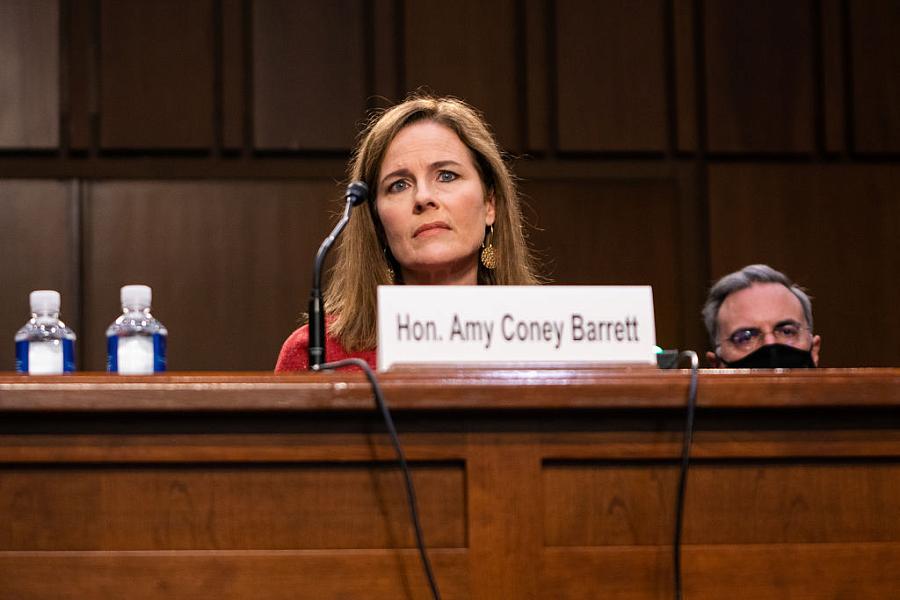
top-left (810, 334), bottom-right (822, 366)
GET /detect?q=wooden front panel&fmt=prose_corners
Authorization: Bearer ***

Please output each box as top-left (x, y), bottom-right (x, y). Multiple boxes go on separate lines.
top-left (99, 0), bottom-right (215, 149)
top-left (555, 0), bottom-right (667, 153)
top-left (252, 0), bottom-right (367, 151)
top-left (708, 164), bottom-right (900, 367)
top-left (542, 544), bottom-right (900, 599)
top-left (704, 0), bottom-right (814, 153)
top-left (0, 0), bottom-right (59, 148)
top-left (82, 180), bottom-right (343, 371)
top-left (0, 552), bottom-right (469, 600)
top-left (0, 372), bottom-right (898, 598)
top-left (0, 463), bottom-right (465, 550)
top-left (0, 181), bottom-right (77, 371)
top-left (544, 461), bottom-right (900, 546)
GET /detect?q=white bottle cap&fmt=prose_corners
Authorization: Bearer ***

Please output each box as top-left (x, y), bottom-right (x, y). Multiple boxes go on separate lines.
top-left (30, 290), bottom-right (61, 313)
top-left (121, 284), bottom-right (152, 308)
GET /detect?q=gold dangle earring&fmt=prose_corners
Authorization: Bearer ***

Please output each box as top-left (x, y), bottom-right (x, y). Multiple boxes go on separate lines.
top-left (480, 225), bottom-right (497, 270)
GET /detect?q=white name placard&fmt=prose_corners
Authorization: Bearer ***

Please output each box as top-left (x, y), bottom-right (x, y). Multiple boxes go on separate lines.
top-left (377, 285), bottom-right (657, 371)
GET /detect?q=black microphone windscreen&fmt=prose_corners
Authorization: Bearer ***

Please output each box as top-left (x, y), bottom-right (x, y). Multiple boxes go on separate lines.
top-left (346, 181), bottom-right (368, 206)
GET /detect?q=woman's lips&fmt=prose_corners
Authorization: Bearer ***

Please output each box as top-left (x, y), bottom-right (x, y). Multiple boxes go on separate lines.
top-left (414, 221), bottom-right (451, 237)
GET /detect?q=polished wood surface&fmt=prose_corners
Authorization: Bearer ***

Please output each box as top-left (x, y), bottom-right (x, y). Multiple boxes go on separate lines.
top-left (1, 368), bottom-right (898, 598)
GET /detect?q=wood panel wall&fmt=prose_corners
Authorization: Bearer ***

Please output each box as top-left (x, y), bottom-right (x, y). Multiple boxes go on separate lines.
top-left (1, 0), bottom-right (898, 370)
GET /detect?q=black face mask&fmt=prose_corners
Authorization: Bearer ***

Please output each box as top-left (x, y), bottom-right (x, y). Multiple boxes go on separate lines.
top-left (720, 343), bottom-right (816, 369)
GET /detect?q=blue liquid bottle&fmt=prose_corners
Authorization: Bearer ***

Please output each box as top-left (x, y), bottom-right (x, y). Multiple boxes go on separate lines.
top-left (106, 285), bottom-right (168, 374)
top-left (15, 290), bottom-right (76, 374)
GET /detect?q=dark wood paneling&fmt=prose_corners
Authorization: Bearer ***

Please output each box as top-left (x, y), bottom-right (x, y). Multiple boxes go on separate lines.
top-left (0, 181), bottom-right (77, 371)
top-left (221, 0), bottom-right (245, 150)
top-left (99, 0), bottom-right (215, 149)
top-left (674, 0), bottom-right (697, 152)
top-left (525, 0), bottom-right (551, 153)
top-left (822, 0), bottom-right (845, 154)
top-left (708, 164), bottom-right (900, 367)
top-left (67, 0), bottom-right (93, 150)
top-left (0, 0), bottom-right (59, 148)
top-left (850, 0), bottom-right (900, 153)
top-left (82, 180), bottom-right (342, 371)
top-left (252, 0), bottom-right (367, 150)
top-left (522, 178), bottom-right (681, 349)
top-left (704, 0), bottom-right (814, 153)
top-left (403, 0), bottom-right (520, 151)
top-left (555, 0), bottom-right (667, 152)
top-left (673, 163), bottom-right (709, 360)
top-left (371, 0), bottom-right (401, 107)
top-left (2, 0), bottom-right (899, 374)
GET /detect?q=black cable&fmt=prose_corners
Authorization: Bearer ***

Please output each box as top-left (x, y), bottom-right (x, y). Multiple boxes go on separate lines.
top-left (673, 350), bottom-right (699, 600)
top-left (316, 358), bottom-right (442, 600)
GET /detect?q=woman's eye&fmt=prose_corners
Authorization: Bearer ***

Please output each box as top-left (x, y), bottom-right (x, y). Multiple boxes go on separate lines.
top-left (387, 180), bottom-right (408, 193)
top-left (438, 171), bottom-right (457, 182)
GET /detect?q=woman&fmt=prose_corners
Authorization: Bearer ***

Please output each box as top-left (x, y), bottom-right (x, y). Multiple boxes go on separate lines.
top-left (276, 94), bottom-right (539, 371)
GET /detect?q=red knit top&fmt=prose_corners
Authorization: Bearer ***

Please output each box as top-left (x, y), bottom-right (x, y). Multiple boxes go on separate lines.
top-left (275, 323), bottom-right (377, 372)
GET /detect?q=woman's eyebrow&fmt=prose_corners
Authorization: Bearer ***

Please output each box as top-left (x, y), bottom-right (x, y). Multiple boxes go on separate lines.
top-left (431, 160), bottom-right (463, 170)
top-left (379, 167), bottom-right (411, 186)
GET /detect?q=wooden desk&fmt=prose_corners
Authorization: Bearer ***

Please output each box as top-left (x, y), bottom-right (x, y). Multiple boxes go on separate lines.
top-left (1, 368), bottom-right (898, 599)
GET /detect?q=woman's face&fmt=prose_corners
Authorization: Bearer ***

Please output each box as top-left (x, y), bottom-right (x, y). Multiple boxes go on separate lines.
top-left (376, 121), bottom-right (495, 285)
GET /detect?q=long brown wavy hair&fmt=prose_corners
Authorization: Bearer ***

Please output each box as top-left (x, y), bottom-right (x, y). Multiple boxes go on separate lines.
top-left (323, 94), bottom-right (540, 351)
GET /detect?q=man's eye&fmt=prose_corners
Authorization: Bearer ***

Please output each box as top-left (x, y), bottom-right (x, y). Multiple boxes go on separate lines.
top-left (731, 329), bottom-right (758, 345)
top-left (438, 171), bottom-right (457, 182)
top-left (777, 324), bottom-right (800, 337)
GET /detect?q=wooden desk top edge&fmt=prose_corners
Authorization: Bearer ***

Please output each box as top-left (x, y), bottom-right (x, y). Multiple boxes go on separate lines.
top-left (0, 367), bottom-right (897, 412)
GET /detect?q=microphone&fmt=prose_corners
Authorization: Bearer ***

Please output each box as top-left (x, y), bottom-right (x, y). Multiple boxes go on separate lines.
top-left (308, 181), bottom-right (369, 370)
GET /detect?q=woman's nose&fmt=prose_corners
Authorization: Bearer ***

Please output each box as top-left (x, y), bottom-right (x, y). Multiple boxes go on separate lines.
top-left (413, 182), bottom-right (437, 212)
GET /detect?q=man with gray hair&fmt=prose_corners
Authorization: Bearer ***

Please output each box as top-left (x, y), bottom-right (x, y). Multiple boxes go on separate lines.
top-left (702, 264), bottom-right (821, 368)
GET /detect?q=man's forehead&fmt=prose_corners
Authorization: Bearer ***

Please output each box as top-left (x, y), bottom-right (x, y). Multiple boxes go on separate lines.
top-left (717, 282), bottom-right (805, 331)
